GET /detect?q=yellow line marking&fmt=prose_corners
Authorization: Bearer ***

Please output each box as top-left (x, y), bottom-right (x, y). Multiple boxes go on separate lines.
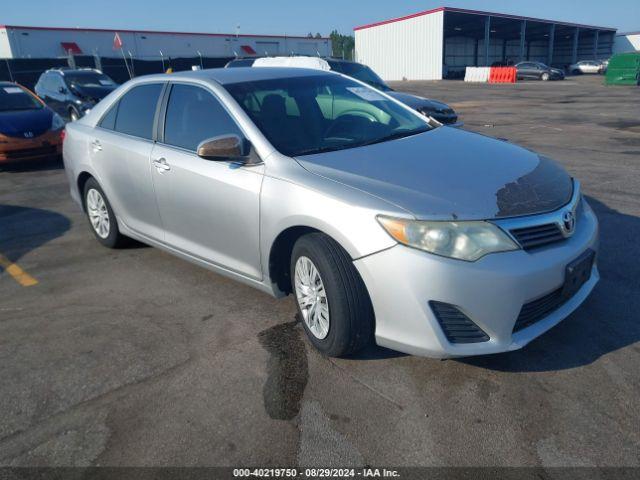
top-left (0, 253), bottom-right (38, 287)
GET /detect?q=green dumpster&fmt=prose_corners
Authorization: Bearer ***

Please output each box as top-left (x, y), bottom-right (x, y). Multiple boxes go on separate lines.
top-left (605, 52), bottom-right (640, 86)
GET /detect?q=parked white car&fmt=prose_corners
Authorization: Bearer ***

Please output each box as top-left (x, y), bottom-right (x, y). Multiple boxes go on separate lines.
top-left (569, 60), bottom-right (605, 75)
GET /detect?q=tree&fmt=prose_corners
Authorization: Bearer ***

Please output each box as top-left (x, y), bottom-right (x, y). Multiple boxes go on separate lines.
top-left (329, 30), bottom-right (355, 60)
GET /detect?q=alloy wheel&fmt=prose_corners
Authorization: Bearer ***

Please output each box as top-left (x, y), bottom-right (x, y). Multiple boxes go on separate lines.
top-left (294, 256), bottom-right (330, 339)
top-left (86, 188), bottom-right (110, 239)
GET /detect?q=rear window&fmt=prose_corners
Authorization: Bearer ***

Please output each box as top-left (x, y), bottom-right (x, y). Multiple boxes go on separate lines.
top-left (0, 85), bottom-right (42, 112)
top-left (114, 84), bottom-right (163, 139)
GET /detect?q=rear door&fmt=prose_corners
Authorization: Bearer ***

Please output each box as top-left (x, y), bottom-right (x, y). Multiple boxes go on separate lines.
top-left (90, 82), bottom-right (166, 241)
top-left (150, 82), bottom-right (263, 279)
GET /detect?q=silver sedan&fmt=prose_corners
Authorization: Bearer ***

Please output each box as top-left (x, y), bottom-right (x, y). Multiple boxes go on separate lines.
top-left (62, 67), bottom-right (599, 358)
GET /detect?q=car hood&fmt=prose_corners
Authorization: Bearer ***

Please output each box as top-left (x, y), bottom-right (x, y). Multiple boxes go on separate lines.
top-left (0, 107), bottom-right (53, 138)
top-left (71, 84), bottom-right (116, 101)
top-left (387, 91), bottom-right (452, 112)
top-left (295, 127), bottom-right (573, 220)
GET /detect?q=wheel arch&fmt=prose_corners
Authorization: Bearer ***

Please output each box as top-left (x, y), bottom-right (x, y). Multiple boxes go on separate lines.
top-left (77, 171), bottom-right (94, 211)
top-left (267, 223), bottom-right (369, 297)
top-left (268, 225), bottom-right (325, 295)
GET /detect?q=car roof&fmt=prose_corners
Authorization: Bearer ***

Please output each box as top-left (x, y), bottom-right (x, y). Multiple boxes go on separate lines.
top-left (131, 67), bottom-right (336, 85)
top-left (45, 68), bottom-right (103, 75)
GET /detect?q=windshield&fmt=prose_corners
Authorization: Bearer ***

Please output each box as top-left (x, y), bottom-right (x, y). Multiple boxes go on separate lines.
top-left (328, 61), bottom-right (391, 91)
top-left (0, 85), bottom-right (42, 112)
top-left (225, 74), bottom-right (430, 157)
top-left (64, 72), bottom-right (116, 88)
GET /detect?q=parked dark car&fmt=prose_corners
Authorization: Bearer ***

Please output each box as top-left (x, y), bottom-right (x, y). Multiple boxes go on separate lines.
top-left (35, 68), bottom-right (118, 121)
top-left (515, 62), bottom-right (565, 81)
top-left (226, 56), bottom-right (460, 125)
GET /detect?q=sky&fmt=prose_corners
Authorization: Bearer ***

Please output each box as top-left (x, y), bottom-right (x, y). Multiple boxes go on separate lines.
top-left (3, 0), bottom-right (639, 35)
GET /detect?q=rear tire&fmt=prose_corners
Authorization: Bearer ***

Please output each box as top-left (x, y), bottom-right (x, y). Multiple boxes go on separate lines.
top-left (83, 178), bottom-right (126, 248)
top-left (541, 72), bottom-right (550, 81)
top-left (290, 233), bottom-right (374, 357)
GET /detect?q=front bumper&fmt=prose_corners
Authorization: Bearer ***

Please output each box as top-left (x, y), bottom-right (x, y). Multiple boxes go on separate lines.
top-left (0, 130), bottom-right (62, 163)
top-left (354, 201), bottom-right (599, 358)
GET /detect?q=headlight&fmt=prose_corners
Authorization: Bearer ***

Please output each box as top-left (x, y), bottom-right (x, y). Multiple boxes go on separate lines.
top-left (51, 113), bottom-right (65, 131)
top-left (377, 216), bottom-right (519, 261)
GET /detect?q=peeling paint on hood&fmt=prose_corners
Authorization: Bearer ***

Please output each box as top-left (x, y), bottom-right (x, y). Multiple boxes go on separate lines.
top-left (296, 126), bottom-right (572, 221)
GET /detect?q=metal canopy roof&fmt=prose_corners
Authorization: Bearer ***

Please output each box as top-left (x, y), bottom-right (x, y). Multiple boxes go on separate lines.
top-left (354, 7), bottom-right (617, 33)
top-left (443, 11), bottom-right (609, 41)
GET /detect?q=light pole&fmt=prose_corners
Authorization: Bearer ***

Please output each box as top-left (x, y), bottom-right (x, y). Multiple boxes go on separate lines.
top-left (128, 51), bottom-right (135, 77)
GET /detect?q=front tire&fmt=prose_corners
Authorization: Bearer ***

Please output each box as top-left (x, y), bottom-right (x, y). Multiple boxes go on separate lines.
top-left (83, 178), bottom-right (126, 248)
top-left (291, 233), bottom-right (374, 357)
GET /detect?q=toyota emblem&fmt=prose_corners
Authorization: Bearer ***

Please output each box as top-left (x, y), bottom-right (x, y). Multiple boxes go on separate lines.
top-left (23, 131), bottom-right (34, 138)
top-left (562, 210), bottom-right (576, 235)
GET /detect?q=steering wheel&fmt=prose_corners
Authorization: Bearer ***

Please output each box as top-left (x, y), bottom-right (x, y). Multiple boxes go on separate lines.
top-left (324, 111), bottom-right (378, 140)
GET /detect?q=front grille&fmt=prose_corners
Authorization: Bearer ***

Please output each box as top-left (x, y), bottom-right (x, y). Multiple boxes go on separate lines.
top-left (3, 145), bottom-right (57, 160)
top-left (513, 288), bottom-right (564, 333)
top-left (510, 223), bottom-right (564, 250)
top-left (429, 301), bottom-right (489, 344)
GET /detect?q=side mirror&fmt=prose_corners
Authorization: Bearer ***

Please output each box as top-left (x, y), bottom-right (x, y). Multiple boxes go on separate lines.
top-left (196, 134), bottom-right (252, 162)
top-left (58, 86), bottom-right (67, 94)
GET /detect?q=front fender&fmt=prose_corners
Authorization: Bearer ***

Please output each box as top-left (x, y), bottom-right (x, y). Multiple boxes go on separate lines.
top-left (259, 173), bottom-right (402, 285)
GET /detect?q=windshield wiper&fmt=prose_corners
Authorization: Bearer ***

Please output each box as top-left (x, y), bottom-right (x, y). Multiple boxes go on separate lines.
top-left (294, 128), bottom-right (430, 157)
top-left (358, 128), bottom-right (431, 148)
top-left (294, 143), bottom-right (360, 157)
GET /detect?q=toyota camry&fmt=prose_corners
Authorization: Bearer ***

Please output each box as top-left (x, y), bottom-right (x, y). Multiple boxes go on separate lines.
top-left (62, 68), bottom-right (599, 358)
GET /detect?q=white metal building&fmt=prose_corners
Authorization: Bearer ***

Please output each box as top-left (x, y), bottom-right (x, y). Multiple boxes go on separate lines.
top-left (614, 32), bottom-right (640, 53)
top-left (355, 7), bottom-right (617, 81)
top-left (0, 25), bottom-right (331, 59)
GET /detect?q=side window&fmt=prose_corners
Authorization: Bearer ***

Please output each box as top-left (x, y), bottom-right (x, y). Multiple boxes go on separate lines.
top-left (99, 102), bottom-right (118, 130)
top-left (114, 83), bottom-right (163, 140)
top-left (164, 84), bottom-right (242, 151)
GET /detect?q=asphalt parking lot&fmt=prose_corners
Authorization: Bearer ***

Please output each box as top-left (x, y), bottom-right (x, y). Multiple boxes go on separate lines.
top-left (1, 75), bottom-right (639, 467)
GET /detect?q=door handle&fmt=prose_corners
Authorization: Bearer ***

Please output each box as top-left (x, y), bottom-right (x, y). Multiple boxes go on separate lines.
top-left (91, 139), bottom-right (102, 152)
top-left (153, 157), bottom-right (171, 172)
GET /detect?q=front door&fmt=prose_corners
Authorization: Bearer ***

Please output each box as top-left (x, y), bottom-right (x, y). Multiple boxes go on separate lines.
top-left (46, 75), bottom-right (67, 115)
top-left (151, 83), bottom-right (263, 279)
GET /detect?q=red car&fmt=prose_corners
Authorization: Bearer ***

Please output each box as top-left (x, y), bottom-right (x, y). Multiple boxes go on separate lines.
top-left (0, 82), bottom-right (64, 164)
